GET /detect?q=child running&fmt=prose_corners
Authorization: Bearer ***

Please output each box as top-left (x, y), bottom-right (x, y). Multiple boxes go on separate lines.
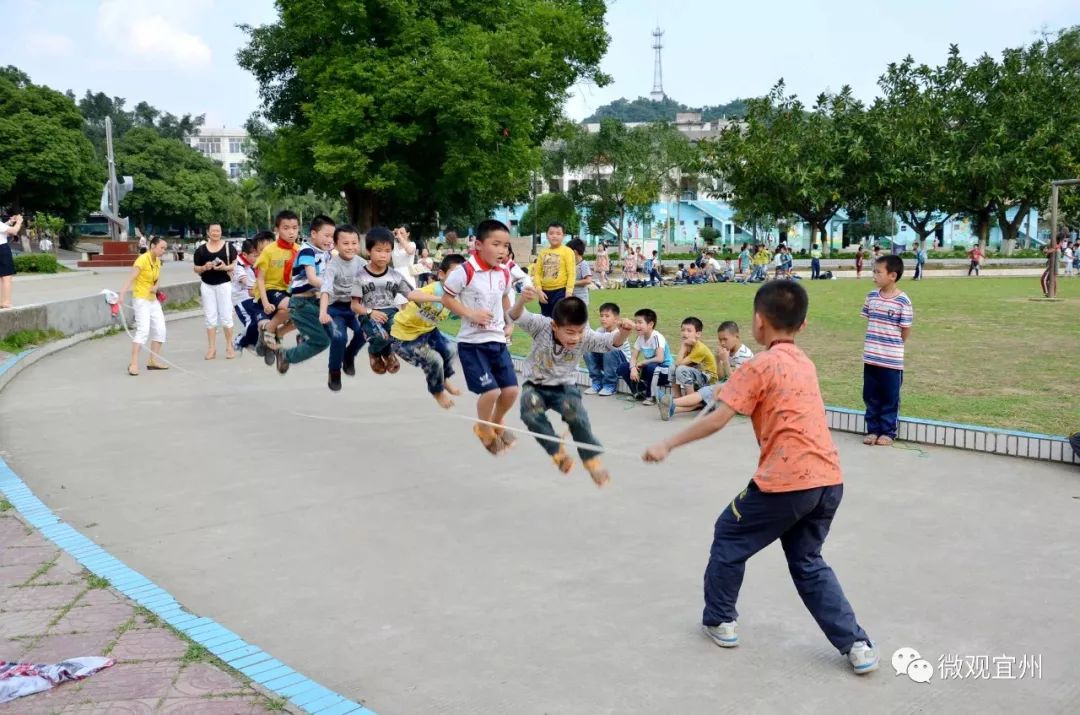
top-left (319, 224), bottom-right (367, 391)
top-left (232, 231), bottom-right (273, 354)
top-left (617, 308), bottom-right (673, 405)
top-left (440, 219), bottom-right (520, 454)
top-left (509, 289), bottom-right (633, 487)
top-left (643, 280), bottom-right (878, 675)
top-left (861, 254), bottom-right (913, 446)
top-left (256, 210), bottom-right (301, 362)
top-left (390, 253), bottom-right (467, 408)
top-left (660, 321), bottom-right (754, 419)
top-left (273, 215), bottom-right (336, 374)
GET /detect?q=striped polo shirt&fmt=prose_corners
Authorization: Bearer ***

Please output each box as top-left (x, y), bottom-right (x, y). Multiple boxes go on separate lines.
top-left (289, 241), bottom-right (329, 295)
top-left (861, 289), bottom-right (913, 370)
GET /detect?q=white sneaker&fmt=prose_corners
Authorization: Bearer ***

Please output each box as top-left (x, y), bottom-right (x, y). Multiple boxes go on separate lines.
top-left (702, 622), bottom-right (738, 648)
top-left (848, 641), bottom-right (879, 674)
top-left (584, 385), bottom-right (600, 395)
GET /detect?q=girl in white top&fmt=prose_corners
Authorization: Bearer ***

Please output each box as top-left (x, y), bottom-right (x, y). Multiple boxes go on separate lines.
top-left (391, 225), bottom-right (417, 304)
top-left (0, 214), bottom-right (23, 308)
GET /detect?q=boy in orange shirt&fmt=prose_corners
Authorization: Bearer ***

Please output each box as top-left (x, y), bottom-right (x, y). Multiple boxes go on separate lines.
top-left (643, 280), bottom-right (878, 676)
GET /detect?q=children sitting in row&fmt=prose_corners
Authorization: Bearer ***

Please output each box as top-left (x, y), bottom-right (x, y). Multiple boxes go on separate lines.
top-left (669, 316), bottom-right (718, 403)
top-left (584, 302), bottom-right (631, 396)
top-left (660, 321), bottom-right (754, 419)
top-left (616, 308), bottom-right (673, 406)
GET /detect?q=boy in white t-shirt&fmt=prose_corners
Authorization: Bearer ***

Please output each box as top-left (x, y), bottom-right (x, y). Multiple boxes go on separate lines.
top-left (616, 308), bottom-right (674, 405)
top-left (440, 219), bottom-right (519, 454)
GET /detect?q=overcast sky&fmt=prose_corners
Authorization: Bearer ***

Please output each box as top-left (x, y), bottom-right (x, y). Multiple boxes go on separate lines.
top-left (2, 0), bottom-right (1078, 128)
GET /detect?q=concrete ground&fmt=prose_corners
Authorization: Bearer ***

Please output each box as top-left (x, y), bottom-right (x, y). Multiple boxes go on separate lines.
top-left (1, 316), bottom-right (1078, 714)
top-left (10, 262), bottom-right (195, 308)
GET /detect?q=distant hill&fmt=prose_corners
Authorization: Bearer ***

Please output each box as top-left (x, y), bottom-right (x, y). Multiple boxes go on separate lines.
top-left (583, 96), bottom-right (749, 123)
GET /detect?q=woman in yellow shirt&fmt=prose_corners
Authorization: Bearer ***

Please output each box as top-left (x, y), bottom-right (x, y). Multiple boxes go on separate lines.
top-left (119, 236), bottom-right (169, 376)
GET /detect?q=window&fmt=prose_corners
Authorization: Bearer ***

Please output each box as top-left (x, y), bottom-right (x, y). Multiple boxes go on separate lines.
top-left (704, 217), bottom-right (714, 228)
top-left (197, 137), bottom-right (222, 155)
top-left (693, 220), bottom-right (699, 226)
top-left (547, 179), bottom-right (561, 193)
top-left (229, 163), bottom-right (241, 179)
top-left (229, 138), bottom-right (243, 154)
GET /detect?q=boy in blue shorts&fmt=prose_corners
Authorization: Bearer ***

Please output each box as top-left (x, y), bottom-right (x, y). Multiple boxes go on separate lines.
top-left (440, 219), bottom-right (519, 454)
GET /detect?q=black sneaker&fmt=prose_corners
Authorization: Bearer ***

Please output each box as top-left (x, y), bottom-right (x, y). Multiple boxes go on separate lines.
top-left (342, 357), bottom-right (356, 377)
top-left (276, 350), bottom-right (290, 375)
top-left (328, 369), bottom-right (342, 391)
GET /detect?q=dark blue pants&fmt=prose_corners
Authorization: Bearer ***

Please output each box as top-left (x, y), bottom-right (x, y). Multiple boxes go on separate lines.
top-left (520, 382), bottom-right (602, 462)
top-left (392, 330), bottom-right (456, 394)
top-left (327, 301), bottom-right (364, 371)
top-left (616, 361), bottom-right (667, 398)
top-left (234, 299), bottom-right (263, 349)
top-left (811, 258), bottom-right (820, 279)
top-left (704, 480), bottom-right (870, 654)
top-left (914, 261), bottom-right (923, 280)
top-left (540, 287), bottom-right (566, 317)
top-left (863, 363), bottom-right (903, 438)
top-left (360, 307), bottom-right (398, 356)
top-left (585, 350), bottom-right (629, 390)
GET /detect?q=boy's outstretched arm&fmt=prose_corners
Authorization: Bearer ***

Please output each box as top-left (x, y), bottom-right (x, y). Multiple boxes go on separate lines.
top-left (611, 318), bottom-right (634, 347)
top-left (439, 293), bottom-right (492, 325)
top-left (643, 401), bottom-right (738, 462)
top-left (509, 286), bottom-right (538, 321)
top-left (405, 289), bottom-right (439, 304)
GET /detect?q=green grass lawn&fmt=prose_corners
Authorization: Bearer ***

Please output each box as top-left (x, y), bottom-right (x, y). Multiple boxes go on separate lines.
top-left (454, 276), bottom-right (1080, 435)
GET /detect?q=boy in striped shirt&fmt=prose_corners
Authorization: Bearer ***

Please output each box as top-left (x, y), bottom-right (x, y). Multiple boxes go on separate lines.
top-left (861, 255), bottom-right (913, 446)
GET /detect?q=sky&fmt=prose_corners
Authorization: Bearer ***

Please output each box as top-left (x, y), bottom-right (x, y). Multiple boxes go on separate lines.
top-left (2, 0), bottom-right (1078, 129)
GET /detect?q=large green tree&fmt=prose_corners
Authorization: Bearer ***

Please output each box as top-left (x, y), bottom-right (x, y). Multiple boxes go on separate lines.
top-left (565, 119), bottom-right (695, 244)
top-left (76, 91), bottom-right (205, 160)
top-left (518, 192), bottom-right (581, 237)
top-left (0, 68), bottom-right (99, 219)
top-left (238, 0), bottom-right (609, 231)
top-left (706, 83), bottom-right (870, 255)
top-left (116, 127), bottom-right (235, 230)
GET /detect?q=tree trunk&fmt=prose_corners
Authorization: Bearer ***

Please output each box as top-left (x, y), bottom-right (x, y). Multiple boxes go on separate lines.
top-left (343, 183), bottom-right (378, 231)
top-left (818, 222), bottom-right (829, 257)
top-left (617, 206), bottom-right (626, 248)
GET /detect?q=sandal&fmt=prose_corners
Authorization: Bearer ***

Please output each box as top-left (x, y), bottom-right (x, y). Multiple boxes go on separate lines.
top-left (473, 424), bottom-right (505, 456)
top-left (875, 435), bottom-right (895, 446)
top-left (127, 366), bottom-right (139, 376)
top-left (146, 363), bottom-right (169, 370)
top-left (863, 434), bottom-right (878, 445)
top-left (225, 348), bottom-right (237, 360)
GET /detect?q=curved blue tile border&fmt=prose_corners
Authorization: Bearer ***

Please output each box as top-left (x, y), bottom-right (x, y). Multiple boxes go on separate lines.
top-left (0, 348), bottom-right (375, 715)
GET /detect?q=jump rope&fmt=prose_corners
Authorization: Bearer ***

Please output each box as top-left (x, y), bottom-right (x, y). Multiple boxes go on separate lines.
top-left (109, 293), bottom-right (646, 462)
top-left (107, 293), bottom-right (928, 464)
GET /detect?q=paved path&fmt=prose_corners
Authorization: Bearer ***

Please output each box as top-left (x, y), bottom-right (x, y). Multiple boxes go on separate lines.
top-left (10, 262), bottom-right (195, 308)
top-left (1, 317), bottom-right (1078, 713)
top-left (0, 510), bottom-right (286, 713)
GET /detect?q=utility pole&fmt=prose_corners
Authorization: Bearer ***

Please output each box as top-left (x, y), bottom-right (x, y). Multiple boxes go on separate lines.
top-left (105, 117), bottom-right (120, 241)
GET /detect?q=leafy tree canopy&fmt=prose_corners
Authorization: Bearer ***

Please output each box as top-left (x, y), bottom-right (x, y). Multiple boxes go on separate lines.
top-left (584, 96), bottom-right (748, 123)
top-left (518, 192), bottom-right (581, 237)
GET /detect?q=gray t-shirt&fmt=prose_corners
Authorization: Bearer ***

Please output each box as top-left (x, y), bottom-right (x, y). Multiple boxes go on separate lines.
top-left (517, 310), bottom-right (617, 385)
top-left (573, 260), bottom-right (592, 304)
top-left (351, 265), bottom-right (413, 310)
top-left (321, 254), bottom-right (367, 304)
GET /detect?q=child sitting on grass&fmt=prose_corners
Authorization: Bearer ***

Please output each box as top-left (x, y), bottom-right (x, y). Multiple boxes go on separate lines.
top-left (509, 289), bottom-right (633, 487)
top-left (660, 321), bottom-right (754, 420)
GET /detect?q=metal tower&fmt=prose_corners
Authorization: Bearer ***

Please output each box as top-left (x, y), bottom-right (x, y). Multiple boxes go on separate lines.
top-left (650, 26), bottom-right (665, 102)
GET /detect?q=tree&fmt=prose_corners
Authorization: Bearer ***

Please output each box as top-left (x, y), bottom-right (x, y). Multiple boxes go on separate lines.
top-left (845, 205), bottom-right (898, 245)
top-left (565, 119), bottom-right (695, 246)
top-left (870, 57), bottom-right (957, 246)
top-left (238, 0), bottom-right (610, 231)
top-left (585, 96), bottom-right (748, 123)
top-left (0, 70), bottom-right (100, 219)
top-left (77, 91), bottom-right (205, 160)
top-left (706, 82), bottom-right (870, 255)
top-left (518, 193), bottom-right (581, 237)
top-left (115, 127), bottom-right (235, 231)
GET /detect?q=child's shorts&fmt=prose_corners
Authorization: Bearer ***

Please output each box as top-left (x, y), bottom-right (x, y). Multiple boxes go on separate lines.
top-left (265, 290), bottom-right (289, 310)
top-left (458, 341), bottom-right (518, 394)
top-left (698, 383), bottom-right (716, 405)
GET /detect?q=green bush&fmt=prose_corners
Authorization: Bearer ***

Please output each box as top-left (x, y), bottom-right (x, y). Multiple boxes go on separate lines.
top-left (14, 253), bottom-right (60, 273)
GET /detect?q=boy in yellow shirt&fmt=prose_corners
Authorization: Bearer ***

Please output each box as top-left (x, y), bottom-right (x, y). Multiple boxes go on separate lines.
top-left (665, 317), bottom-right (718, 416)
top-left (255, 210), bottom-right (300, 359)
top-left (531, 222), bottom-right (576, 318)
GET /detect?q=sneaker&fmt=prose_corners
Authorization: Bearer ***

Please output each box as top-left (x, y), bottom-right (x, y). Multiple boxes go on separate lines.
top-left (598, 386), bottom-right (616, 397)
top-left (343, 356), bottom-right (356, 377)
top-left (657, 388), bottom-right (674, 421)
top-left (384, 352), bottom-right (401, 374)
top-left (642, 396), bottom-right (656, 406)
top-left (370, 354), bottom-right (387, 375)
top-left (702, 622), bottom-right (738, 648)
top-left (328, 370), bottom-right (342, 392)
top-left (584, 383), bottom-right (602, 395)
top-left (275, 350), bottom-right (290, 375)
top-left (848, 641), bottom-right (879, 674)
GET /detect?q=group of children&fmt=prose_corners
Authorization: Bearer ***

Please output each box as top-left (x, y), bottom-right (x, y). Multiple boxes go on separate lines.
top-left (206, 212), bottom-right (918, 676)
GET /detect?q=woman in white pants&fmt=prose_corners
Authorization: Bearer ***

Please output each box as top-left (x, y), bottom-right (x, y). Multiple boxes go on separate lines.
top-left (391, 225), bottom-right (417, 305)
top-left (119, 236), bottom-right (169, 376)
top-left (193, 223), bottom-right (238, 360)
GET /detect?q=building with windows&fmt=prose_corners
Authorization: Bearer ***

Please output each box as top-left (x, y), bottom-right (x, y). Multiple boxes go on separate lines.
top-left (189, 128), bottom-right (252, 181)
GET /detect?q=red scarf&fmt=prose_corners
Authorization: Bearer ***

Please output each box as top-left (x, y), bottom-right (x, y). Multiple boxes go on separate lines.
top-left (277, 238), bottom-right (298, 287)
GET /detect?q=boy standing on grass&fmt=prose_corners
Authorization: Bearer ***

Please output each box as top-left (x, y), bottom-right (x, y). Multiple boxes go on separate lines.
top-left (616, 308), bottom-right (673, 406)
top-left (861, 255), bottom-right (913, 447)
top-left (643, 280), bottom-right (878, 676)
top-left (532, 222), bottom-right (576, 317)
top-left (568, 238), bottom-right (592, 306)
top-left (584, 302), bottom-right (631, 396)
top-left (510, 290), bottom-right (633, 487)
